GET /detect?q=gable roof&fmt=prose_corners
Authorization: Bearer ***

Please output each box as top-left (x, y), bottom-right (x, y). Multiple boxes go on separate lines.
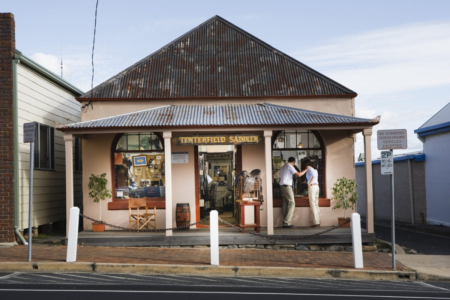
top-left (414, 102), bottom-right (450, 136)
top-left (79, 15), bottom-right (356, 100)
top-left (61, 103), bottom-right (376, 130)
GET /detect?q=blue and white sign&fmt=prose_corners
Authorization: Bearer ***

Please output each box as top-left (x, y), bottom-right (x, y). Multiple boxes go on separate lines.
top-left (380, 150), bottom-right (393, 175)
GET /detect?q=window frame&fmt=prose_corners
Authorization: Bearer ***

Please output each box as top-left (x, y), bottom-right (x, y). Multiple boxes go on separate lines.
top-left (272, 130), bottom-right (326, 198)
top-left (34, 122), bottom-right (55, 171)
top-left (110, 132), bottom-right (165, 204)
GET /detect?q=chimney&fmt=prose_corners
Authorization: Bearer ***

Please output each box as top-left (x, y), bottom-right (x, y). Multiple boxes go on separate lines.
top-left (0, 12), bottom-right (16, 243)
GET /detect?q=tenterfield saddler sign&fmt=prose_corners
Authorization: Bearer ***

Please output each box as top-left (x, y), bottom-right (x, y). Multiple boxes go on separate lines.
top-left (176, 135), bottom-right (262, 145)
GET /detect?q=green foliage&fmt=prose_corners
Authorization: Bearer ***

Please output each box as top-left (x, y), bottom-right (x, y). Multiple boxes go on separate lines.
top-left (88, 173), bottom-right (112, 204)
top-left (331, 177), bottom-right (358, 218)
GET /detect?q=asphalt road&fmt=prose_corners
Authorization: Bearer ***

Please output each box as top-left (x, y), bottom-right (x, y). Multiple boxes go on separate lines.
top-left (0, 272), bottom-right (450, 300)
top-left (367, 223), bottom-right (450, 255)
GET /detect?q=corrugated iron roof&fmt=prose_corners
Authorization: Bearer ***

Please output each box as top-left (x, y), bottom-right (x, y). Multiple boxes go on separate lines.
top-left (79, 15), bottom-right (356, 100)
top-left (63, 103), bottom-right (376, 130)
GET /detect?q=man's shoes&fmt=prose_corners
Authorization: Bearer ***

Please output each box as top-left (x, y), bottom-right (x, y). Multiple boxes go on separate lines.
top-left (283, 225), bottom-right (294, 228)
top-left (311, 224), bottom-right (320, 228)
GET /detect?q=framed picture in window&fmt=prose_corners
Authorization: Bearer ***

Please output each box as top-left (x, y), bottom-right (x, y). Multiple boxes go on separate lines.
top-left (133, 156), bottom-right (147, 167)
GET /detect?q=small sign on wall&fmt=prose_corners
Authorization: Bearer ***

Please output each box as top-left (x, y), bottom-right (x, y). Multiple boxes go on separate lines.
top-left (172, 152), bottom-right (189, 164)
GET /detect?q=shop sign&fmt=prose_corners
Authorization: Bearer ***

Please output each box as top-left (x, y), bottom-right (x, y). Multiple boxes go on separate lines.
top-left (177, 135), bottom-right (261, 146)
top-left (206, 153), bottom-right (233, 160)
top-left (172, 152), bottom-right (189, 164)
top-left (377, 129), bottom-right (407, 150)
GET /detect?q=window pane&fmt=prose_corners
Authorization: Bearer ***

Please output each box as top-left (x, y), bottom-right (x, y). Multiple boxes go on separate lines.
top-left (309, 132), bottom-right (321, 148)
top-left (274, 132), bottom-right (285, 149)
top-left (285, 132), bottom-right (297, 148)
top-left (151, 133), bottom-right (163, 150)
top-left (50, 128), bottom-right (55, 170)
top-left (139, 134), bottom-right (151, 150)
top-left (296, 132), bottom-right (308, 148)
top-left (39, 126), bottom-right (49, 169)
top-left (127, 134), bottom-right (139, 150)
top-left (116, 135), bottom-right (127, 150)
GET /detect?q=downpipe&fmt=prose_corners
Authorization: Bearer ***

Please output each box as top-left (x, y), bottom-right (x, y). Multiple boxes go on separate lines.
top-left (15, 226), bottom-right (28, 245)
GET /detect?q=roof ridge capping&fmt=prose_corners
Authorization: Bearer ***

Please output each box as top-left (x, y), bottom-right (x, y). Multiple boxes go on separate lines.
top-left (79, 15), bottom-right (357, 100)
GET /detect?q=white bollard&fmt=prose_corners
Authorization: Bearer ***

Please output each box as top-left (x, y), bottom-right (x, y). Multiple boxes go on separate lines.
top-left (66, 207), bottom-right (80, 263)
top-left (210, 210), bottom-right (219, 265)
top-left (351, 213), bottom-right (364, 269)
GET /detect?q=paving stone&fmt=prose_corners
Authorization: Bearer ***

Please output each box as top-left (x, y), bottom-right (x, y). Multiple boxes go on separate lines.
top-left (327, 245), bottom-right (345, 252)
top-left (362, 245), bottom-right (377, 252)
top-left (309, 245), bottom-right (319, 251)
top-left (0, 245), bottom-right (407, 271)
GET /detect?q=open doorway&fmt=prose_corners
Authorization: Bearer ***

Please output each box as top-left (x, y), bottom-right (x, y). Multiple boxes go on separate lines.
top-left (197, 145), bottom-right (237, 226)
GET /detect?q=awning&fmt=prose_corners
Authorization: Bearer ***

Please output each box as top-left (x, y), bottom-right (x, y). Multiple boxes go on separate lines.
top-left (60, 103), bottom-right (379, 131)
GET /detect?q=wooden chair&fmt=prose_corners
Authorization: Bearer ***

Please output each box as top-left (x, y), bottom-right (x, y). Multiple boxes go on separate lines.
top-left (128, 198), bottom-right (157, 231)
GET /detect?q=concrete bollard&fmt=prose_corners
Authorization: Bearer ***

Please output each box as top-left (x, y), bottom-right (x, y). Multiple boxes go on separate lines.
top-left (66, 207), bottom-right (80, 263)
top-left (351, 213), bottom-right (364, 268)
top-left (210, 210), bottom-right (219, 265)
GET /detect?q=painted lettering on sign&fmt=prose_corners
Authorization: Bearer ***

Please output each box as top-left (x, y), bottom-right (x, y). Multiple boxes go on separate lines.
top-left (377, 129), bottom-right (407, 150)
top-left (177, 135), bottom-right (261, 145)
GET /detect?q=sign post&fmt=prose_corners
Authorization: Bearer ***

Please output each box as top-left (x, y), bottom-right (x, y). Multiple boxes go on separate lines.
top-left (23, 123), bottom-right (35, 262)
top-left (377, 129), bottom-right (407, 270)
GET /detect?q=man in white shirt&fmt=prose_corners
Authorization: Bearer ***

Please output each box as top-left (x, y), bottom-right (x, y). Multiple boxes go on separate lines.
top-left (305, 161), bottom-right (320, 227)
top-left (279, 157), bottom-right (310, 228)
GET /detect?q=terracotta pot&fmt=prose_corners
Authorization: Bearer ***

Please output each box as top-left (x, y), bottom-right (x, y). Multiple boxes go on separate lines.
top-left (92, 222), bottom-right (105, 232)
top-left (338, 217), bottom-right (351, 228)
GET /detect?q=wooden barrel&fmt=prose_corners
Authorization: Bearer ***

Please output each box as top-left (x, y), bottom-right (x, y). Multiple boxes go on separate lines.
top-left (176, 203), bottom-right (191, 230)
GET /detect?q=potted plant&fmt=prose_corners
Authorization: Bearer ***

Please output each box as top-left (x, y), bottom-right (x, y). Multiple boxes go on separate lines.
top-left (331, 177), bottom-right (357, 228)
top-left (88, 173), bottom-right (112, 232)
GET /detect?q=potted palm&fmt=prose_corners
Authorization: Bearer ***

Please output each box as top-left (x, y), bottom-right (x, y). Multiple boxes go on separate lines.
top-left (331, 177), bottom-right (357, 228)
top-left (88, 173), bottom-right (112, 232)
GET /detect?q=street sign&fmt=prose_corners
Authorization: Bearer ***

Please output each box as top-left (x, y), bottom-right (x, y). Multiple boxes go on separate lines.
top-left (23, 123), bottom-right (35, 143)
top-left (381, 150), bottom-right (393, 175)
top-left (377, 129), bottom-right (407, 150)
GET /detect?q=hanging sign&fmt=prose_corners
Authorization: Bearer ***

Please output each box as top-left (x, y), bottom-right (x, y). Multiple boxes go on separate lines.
top-left (380, 150), bottom-right (393, 175)
top-left (377, 129), bottom-right (407, 150)
top-left (176, 135), bottom-right (261, 146)
top-left (23, 123), bottom-right (35, 143)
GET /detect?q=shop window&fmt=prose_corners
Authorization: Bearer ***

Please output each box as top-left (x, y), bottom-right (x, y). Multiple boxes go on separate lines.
top-left (113, 133), bottom-right (165, 200)
top-left (272, 131), bottom-right (324, 198)
top-left (74, 137), bottom-right (82, 173)
top-left (34, 123), bottom-right (55, 171)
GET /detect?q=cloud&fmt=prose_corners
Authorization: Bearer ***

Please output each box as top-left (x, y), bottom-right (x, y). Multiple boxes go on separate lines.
top-left (293, 21), bottom-right (450, 96)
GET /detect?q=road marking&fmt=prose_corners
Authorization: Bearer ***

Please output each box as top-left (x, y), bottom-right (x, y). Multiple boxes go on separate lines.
top-left (416, 282), bottom-right (450, 292)
top-left (0, 273), bottom-right (20, 280)
top-left (0, 288), bottom-right (448, 298)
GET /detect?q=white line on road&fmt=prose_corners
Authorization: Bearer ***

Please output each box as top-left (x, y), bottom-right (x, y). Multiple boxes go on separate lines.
top-left (0, 272), bottom-right (20, 280)
top-left (0, 288), bottom-right (448, 299)
top-left (416, 282), bottom-right (450, 292)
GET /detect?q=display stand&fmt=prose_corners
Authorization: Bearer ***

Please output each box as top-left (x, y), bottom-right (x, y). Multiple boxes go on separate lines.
top-left (236, 200), bottom-right (261, 233)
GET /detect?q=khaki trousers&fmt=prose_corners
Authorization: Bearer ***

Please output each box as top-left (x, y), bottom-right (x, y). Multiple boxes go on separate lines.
top-left (280, 186), bottom-right (295, 226)
top-left (308, 185), bottom-right (320, 225)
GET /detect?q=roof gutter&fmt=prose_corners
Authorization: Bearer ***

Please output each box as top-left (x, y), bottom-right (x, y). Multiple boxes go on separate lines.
top-left (12, 56), bottom-right (28, 245)
top-left (14, 50), bottom-right (83, 96)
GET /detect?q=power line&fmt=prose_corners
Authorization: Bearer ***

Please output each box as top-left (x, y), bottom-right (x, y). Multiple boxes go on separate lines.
top-left (82, 0), bottom-right (99, 113)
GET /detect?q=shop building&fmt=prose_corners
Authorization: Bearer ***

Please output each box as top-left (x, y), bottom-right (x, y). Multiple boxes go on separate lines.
top-left (58, 16), bottom-right (379, 243)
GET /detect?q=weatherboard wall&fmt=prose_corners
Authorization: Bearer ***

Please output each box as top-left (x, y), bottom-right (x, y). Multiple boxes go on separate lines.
top-left (16, 64), bottom-right (82, 230)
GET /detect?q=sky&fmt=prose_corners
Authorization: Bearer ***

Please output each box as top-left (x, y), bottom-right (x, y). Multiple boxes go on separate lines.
top-left (4, 0), bottom-right (450, 160)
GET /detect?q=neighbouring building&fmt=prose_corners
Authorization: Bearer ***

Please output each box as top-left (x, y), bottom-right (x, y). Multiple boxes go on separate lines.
top-left (57, 15), bottom-right (380, 243)
top-left (415, 102), bottom-right (450, 226)
top-left (0, 13), bottom-right (83, 244)
top-left (356, 151), bottom-right (426, 225)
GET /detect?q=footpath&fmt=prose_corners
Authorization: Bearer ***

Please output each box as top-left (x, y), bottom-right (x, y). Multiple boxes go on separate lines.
top-left (0, 245), bottom-right (447, 281)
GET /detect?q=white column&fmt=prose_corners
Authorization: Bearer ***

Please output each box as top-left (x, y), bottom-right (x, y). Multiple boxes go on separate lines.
top-left (64, 133), bottom-right (74, 237)
top-left (363, 129), bottom-right (374, 233)
top-left (163, 131), bottom-right (173, 237)
top-left (264, 130), bottom-right (274, 235)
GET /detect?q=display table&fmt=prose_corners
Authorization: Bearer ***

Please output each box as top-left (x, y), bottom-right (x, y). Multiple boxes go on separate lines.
top-left (236, 200), bottom-right (261, 233)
